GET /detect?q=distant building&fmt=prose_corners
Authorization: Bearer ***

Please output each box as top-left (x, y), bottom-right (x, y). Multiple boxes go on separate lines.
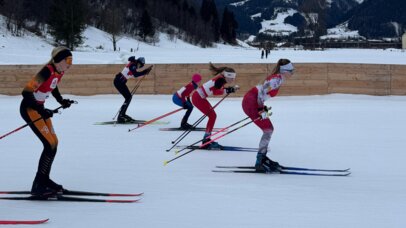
top-left (403, 32), bottom-right (406, 49)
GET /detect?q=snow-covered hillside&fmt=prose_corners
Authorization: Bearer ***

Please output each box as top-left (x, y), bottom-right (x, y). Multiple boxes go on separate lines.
top-left (1, 14), bottom-right (406, 65)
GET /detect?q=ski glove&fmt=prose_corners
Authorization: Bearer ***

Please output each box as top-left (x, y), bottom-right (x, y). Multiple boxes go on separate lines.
top-left (60, 99), bottom-right (74, 109)
top-left (225, 86), bottom-right (236, 94)
top-left (260, 111), bottom-right (269, 120)
top-left (258, 106), bottom-right (272, 120)
top-left (39, 108), bottom-right (54, 119)
top-left (143, 65), bottom-right (153, 75)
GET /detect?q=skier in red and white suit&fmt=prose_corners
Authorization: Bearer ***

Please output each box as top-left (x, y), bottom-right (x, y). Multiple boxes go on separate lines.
top-left (192, 63), bottom-right (238, 149)
top-left (242, 59), bottom-right (294, 172)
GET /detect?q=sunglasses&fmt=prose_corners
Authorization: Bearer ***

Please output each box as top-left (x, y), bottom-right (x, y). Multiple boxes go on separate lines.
top-left (65, 56), bottom-right (73, 65)
top-left (284, 69), bottom-right (295, 73)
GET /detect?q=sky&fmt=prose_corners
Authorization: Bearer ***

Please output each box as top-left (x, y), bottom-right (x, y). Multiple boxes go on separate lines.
top-left (0, 14), bottom-right (406, 228)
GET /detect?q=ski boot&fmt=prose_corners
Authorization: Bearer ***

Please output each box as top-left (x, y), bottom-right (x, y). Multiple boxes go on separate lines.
top-left (201, 133), bottom-right (223, 150)
top-left (123, 114), bottom-right (135, 122)
top-left (47, 178), bottom-right (64, 195)
top-left (31, 174), bottom-right (59, 199)
top-left (180, 122), bottom-right (194, 130)
top-left (255, 154), bottom-right (280, 173)
top-left (117, 114), bottom-right (135, 124)
top-left (207, 141), bottom-right (223, 150)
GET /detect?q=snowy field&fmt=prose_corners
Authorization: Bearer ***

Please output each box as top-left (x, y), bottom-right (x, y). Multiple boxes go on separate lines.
top-left (1, 94), bottom-right (406, 227)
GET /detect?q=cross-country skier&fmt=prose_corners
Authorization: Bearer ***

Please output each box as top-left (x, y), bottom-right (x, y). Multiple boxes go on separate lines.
top-left (114, 56), bottom-right (153, 123)
top-left (20, 46), bottom-right (74, 198)
top-left (172, 73), bottom-right (202, 129)
top-left (191, 63), bottom-right (238, 149)
top-left (242, 59), bottom-right (294, 172)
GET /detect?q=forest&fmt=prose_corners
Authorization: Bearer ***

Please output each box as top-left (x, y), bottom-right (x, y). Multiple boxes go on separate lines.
top-left (0, 0), bottom-right (238, 49)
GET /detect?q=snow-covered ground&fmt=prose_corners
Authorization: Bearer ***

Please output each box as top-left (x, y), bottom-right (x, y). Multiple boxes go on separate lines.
top-left (1, 94), bottom-right (406, 227)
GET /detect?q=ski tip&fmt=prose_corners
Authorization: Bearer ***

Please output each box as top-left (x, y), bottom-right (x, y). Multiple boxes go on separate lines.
top-left (107, 199), bottom-right (140, 203)
top-left (174, 150), bottom-right (179, 155)
top-left (109, 192), bottom-right (144, 197)
top-left (163, 161), bottom-right (168, 166)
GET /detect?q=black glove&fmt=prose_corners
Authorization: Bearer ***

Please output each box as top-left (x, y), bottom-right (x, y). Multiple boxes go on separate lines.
top-left (60, 99), bottom-right (74, 109)
top-left (145, 65), bottom-right (153, 74)
top-left (258, 106), bottom-right (269, 112)
top-left (225, 86), bottom-right (236, 94)
top-left (39, 108), bottom-right (54, 119)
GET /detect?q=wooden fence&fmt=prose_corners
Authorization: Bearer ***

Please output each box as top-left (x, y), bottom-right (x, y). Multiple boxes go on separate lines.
top-left (1, 63), bottom-right (405, 96)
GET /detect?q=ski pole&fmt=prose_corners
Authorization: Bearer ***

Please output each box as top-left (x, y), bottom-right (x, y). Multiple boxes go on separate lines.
top-left (0, 104), bottom-right (70, 140)
top-left (171, 85), bottom-right (239, 143)
top-left (164, 117), bottom-right (261, 166)
top-left (128, 107), bottom-right (183, 132)
top-left (166, 93), bottom-right (230, 152)
top-left (209, 116), bottom-right (250, 138)
top-left (173, 116), bottom-right (251, 154)
top-left (200, 116), bottom-right (261, 148)
top-left (199, 108), bottom-right (271, 149)
top-left (207, 106), bottom-right (270, 139)
top-left (172, 93), bottom-right (229, 144)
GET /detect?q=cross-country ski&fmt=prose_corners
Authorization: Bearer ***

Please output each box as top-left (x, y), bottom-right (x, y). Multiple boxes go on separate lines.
top-left (0, 219), bottom-right (49, 225)
top-left (0, 189), bottom-right (143, 197)
top-left (0, 195), bottom-right (140, 203)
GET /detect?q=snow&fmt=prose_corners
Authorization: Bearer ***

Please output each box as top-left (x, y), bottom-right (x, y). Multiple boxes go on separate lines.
top-left (259, 8), bottom-right (298, 36)
top-left (1, 94), bottom-right (406, 228)
top-left (321, 22), bottom-right (363, 40)
top-left (230, 0), bottom-right (250, 7)
top-left (1, 12), bottom-right (406, 227)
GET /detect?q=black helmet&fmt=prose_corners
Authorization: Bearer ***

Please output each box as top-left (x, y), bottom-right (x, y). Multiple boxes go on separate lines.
top-left (137, 57), bottom-right (145, 67)
top-left (128, 56), bottom-right (136, 62)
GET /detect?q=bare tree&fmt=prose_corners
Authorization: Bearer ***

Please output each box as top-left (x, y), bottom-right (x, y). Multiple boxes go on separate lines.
top-left (1, 0), bottom-right (26, 36)
top-left (103, 2), bottom-right (123, 51)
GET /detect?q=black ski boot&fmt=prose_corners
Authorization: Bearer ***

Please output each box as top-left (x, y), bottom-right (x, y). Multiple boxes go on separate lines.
top-left (31, 174), bottom-right (58, 199)
top-left (47, 178), bottom-right (64, 194)
top-left (117, 114), bottom-right (135, 123)
top-left (180, 122), bottom-right (194, 130)
top-left (123, 114), bottom-right (135, 122)
top-left (255, 154), bottom-right (280, 173)
top-left (201, 133), bottom-right (223, 150)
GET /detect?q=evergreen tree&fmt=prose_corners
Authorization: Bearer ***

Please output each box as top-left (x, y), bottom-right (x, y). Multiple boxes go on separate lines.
top-left (138, 9), bottom-right (155, 41)
top-left (220, 7), bottom-right (238, 45)
top-left (103, 0), bottom-right (124, 51)
top-left (200, 0), bottom-right (220, 42)
top-left (48, 0), bottom-right (87, 50)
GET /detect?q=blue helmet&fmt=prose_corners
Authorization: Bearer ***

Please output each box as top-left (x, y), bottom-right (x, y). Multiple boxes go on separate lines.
top-left (137, 57), bottom-right (145, 67)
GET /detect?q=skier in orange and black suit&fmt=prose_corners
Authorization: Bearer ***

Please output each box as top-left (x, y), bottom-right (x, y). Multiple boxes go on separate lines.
top-left (20, 46), bottom-right (74, 199)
